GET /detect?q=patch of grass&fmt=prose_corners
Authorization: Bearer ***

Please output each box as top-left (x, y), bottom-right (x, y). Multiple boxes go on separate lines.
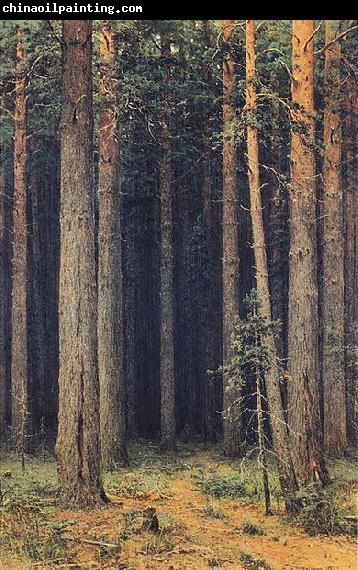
top-left (157, 511), bottom-right (186, 533)
top-left (1, 510), bottom-right (73, 565)
top-left (240, 520), bottom-right (265, 535)
top-left (295, 483), bottom-right (356, 537)
top-left (141, 533), bottom-right (176, 555)
top-left (0, 454), bottom-right (57, 511)
top-left (328, 458), bottom-right (358, 485)
top-left (118, 508), bottom-right (143, 538)
top-left (238, 549), bottom-right (271, 569)
top-left (105, 467), bottom-right (171, 500)
top-left (208, 558), bottom-right (225, 567)
top-left (23, 520), bottom-right (69, 563)
top-left (200, 504), bottom-right (228, 520)
top-left (194, 472), bottom-right (260, 501)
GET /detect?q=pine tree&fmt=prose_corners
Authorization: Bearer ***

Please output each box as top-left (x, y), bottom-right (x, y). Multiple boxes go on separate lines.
top-left (11, 27), bottom-right (28, 453)
top-left (287, 20), bottom-right (329, 484)
top-left (55, 20), bottom-right (106, 507)
top-left (322, 20), bottom-right (346, 457)
top-left (343, 72), bottom-right (357, 448)
top-left (159, 30), bottom-right (176, 451)
top-left (246, 19), bottom-right (299, 512)
top-left (222, 19), bottom-right (241, 455)
top-left (98, 20), bottom-right (128, 467)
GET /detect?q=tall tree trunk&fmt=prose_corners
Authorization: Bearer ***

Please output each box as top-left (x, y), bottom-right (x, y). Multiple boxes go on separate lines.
top-left (98, 21), bottom-right (128, 467)
top-left (268, 76), bottom-right (288, 365)
top-left (202, 142), bottom-right (216, 440)
top-left (11, 28), bottom-right (28, 453)
top-left (124, 181), bottom-right (138, 439)
top-left (322, 21), bottom-right (347, 457)
top-left (29, 140), bottom-right (46, 435)
top-left (159, 32), bottom-right (176, 451)
top-left (200, 20), bottom-right (217, 441)
top-left (343, 77), bottom-right (357, 448)
top-left (287, 20), bottom-right (329, 484)
top-left (0, 133), bottom-right (7, 445)
top-left (55, 20), bottom-right (106, 507)
top-left (222, 19), bottom-right (241, 455)
top-left (42, 137), bottom-right (60, 437)
top-left (246, 19), bottom-right (299, 513)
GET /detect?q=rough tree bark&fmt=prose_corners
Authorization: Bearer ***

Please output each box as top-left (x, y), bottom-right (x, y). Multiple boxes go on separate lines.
top-left (200, 20), bottom-right (218, 441)
top-left (222, 19), bottom-right (241, 455)
top-left (268, 74), bottom-right (288, 365)
top-left (55, 20), bottom-right (106, 507)
top-left (287, 20), bottom-right (329, 484)
top-left (322, 20), bottom-right (347, 457)
top-left (246, 19), bottom-right (299, 513)
top-left (0, 133), bottom-right (7, 445)
top-left (159, 31), bottom-right (176, 451)
top-left (98, 20), bottom-right (128, 467)
top-left (343, 76), bottom-right (357, 448)
top-left (11, 28), bottom-right (29, 452)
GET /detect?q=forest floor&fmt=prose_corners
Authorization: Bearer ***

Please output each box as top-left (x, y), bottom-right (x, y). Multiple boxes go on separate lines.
top-left (0, 443), bottom-right (356, 570)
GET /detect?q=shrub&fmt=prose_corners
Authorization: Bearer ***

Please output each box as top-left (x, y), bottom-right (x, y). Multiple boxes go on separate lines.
top-left (200, 504), bottom-right (228, 519)
top-left (295, 483), bottom-right (356, 537)
top-left (238, 550), bottom-right (271, 569)
top-left (195, 473), bottom-right (259, 501)
top-left (240, 520), bottom-right (265, 535)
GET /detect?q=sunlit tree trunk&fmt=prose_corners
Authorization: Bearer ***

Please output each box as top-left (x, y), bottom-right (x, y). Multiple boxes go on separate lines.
top-left (55, 20), bottom-right (106, 507)
top-left (98, 20), bottom-right (128, 467)
top-left (222, 19), bottom-right (241, 455)
top-left (287, 20), bottom-right (329, 484)
top-left (246, 19), bottom-right (299, 513)
top-left (322, 20), bottom-right (346, 457)
top-left (11, 28), bottom-right (28, 453)
top-left (343, 77), bottom-right (357, 448)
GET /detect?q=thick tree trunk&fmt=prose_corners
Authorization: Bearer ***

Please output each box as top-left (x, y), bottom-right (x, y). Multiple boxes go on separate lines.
top-left (11, 28), bottom-right (29, 452)
top-left (222, 20), bottom-right (241, 455)
top-left (287, 20), bottom-right (329, 484)
top-left (246, 20), bottom-right (299, 513)
top-left (55, 20), bottom-right (106, 507)
top-left (98, 21), bottom-right (128, 467)
top-left (159, 33), bottom-right (176, 451)
top-left (343, 78), bottom-right (357, 448)
top-left (322, 21), bottom-right (347, 457)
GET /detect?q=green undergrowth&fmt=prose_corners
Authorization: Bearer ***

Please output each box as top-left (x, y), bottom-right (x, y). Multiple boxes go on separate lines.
top-left (239, 520), bottom-right (266, 535)
top-left (193, 465), bottom-right (279, 505)
top-left (290, 458), bottom-right (357, 537)
top-left (293, 482), bottom-right (357, 537)
top-left (200, 503), bottom-right (228, 520)
top-left (237, 549), bottom-right (272, 569)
